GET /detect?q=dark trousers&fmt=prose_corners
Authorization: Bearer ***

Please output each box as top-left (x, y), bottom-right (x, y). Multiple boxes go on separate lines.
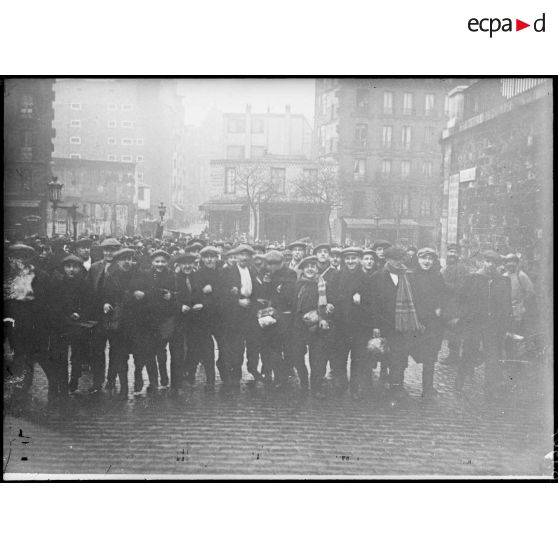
top-left (49, 330), bottom-right (89, 393)
top-left (332, 329), bottom-right (369, 393)
top-left (458, 324), bottom-right (505, 390)
top-left (224, 309), bottom-right (257, 382)
top-left (185, 326), bottom-right (216, 385)
top-left (90, 327), bottom-right (129, 388)
top-left (260, 312), bottom-right (292, 383)
top-left (131, 328), bottom-right (160, 388)
top-left (291, 318), bottom-right (327, 390)
top-left (385, 331), bottom-right (417, 387)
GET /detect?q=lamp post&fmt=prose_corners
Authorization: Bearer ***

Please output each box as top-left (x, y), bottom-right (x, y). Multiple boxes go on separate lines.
top-left (158, 201), bottom-right (167, 222)
top-left (72, 204), bottom-right (79, 241)
top-left (48, 177), bottom-right (64, 237)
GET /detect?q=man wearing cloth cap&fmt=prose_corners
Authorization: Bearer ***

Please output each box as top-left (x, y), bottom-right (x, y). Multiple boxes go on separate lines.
top-left (220, 244), bottom-right (259, 386)
top-left (407, 247), bottom-right (448, 397)
top-left (287, 240), bottom-right (307, 277)
top-left (370, 245), bottom-right (423, 401)
top-left (331, 247), bottom-right (372, 399)
top-left (74, 237), bottom-right (93, 271)
top-left (47, 254), bottom-right (94, 396)
top-left (454, 250), bottom-right (513, 395)
top-left (371, 240), bottom-right (392, 272)
top-left (87, 237), bottom-right (122, 393)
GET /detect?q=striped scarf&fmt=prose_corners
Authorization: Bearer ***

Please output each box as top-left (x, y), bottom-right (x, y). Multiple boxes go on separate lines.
top-left (385, 263), bottom-right (421, 332)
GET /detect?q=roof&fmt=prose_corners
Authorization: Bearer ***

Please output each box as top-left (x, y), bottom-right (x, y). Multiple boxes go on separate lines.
top-left (343, 218), bottom-right (419, 229)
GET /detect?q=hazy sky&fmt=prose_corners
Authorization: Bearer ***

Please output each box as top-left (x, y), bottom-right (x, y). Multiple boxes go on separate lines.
top-left (177, 79), bottom-right (316, 125)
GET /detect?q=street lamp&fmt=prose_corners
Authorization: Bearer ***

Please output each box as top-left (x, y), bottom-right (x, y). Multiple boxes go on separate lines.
top-left (71, 204), bottom-right (79, 242)
top-left (158, 202), bottom-right (167, 222)
top-left (48, 177), bottom-right (64, 237)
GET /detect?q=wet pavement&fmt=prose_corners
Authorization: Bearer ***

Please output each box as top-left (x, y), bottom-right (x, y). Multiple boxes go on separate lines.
top-left (3, 344), bottom-right (554, 477)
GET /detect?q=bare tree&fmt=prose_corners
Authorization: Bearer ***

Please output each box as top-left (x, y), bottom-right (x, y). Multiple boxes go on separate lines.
top-left (293, 165), bottom-right (342, 242)
top-left (233, 161), bottom-right (276, 240)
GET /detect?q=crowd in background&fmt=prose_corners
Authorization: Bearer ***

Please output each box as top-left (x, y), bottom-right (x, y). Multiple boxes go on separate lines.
top-left (3, 231), bottom-right (540, 405)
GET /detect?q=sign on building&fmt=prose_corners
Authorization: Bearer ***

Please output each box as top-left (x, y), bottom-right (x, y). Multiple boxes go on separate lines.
top-left (447, 174), bottom-right (460, 243)
top-left (459, 167), bottom-right (476, 183)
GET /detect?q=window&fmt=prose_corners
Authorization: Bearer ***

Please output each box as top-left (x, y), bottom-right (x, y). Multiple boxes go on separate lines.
top-left (227, 119), bottom-right (246, 133)
top-left (121, 155), bottom-right (133, 162)
top-left (381, 159), bottom-right (392, 176)
top-left (423, 127), bottom-right (435, 148)
top-left (383, 91), bottom-right (393, 114)
top-left (20, 94), bottom-right (34, 117)
top-left (422, 160), bottom-right (432, 177)
top-left (121, 121), bottom-right (133, 128)
top-left (251, 146), bottom-right (266, 158)
top-left (352, 191), bottom-right (366, 217)
top-left (303, 168), bottom-right (318, 182)
top-left (381, 125), bottom-right (392, 148)
top-left (424, 94), bottom-right (435, 116)
top-left (420, 197), bottom-right (432, 217)
top-left (401, 126), bottom-right (412, 150)
top-left (224, 167), bottom-right (236, 194)
top-left (108, 137), bottom-right (116, 145)
top-left (107, 154), bottom-right (117, 161)
top-left (121, 138), bottom-right (133, 145)
top-left (444, 95), bottom-right (450, 116)
top-left (138, 187), bottom-right (145, 201)
top-left (356, 88), bottom-right (369, 111)
top-left (108, 103), bottom-right (118, 111)
top-left (70, 119), bottom-right (81, 127)
top-left (70, 103), bottom-right (82, 110)
top-left (226, 145), bottom-right (245, 159)
top-left (136, 138), bottom-right (144, 145)
top-left (137, 172), bottom-right (144, 182)
top-left (108, 120), bottom-right (117, 128)
top-left (354, 124), bottom-right (368, 148)
top-left (70, 136), bottom-right (81, 144)
top-left (136, 155), bottom-right (144, 162)
top-left (398, 194), bottom-right (410, 216)
top-left (403, 93), bottom-right (414, 115)
top-left (69, 154), bottom-right (81, 160)
top-left (401, 160), bottom-right (411, 178)
top-left (122, 104), bottom-right (133, 111)
top-left (353, 159), bottom-right (366, 181)
top-left (271, 168), bottom-right (286, 194)
top-left (251, 119), bottom-right (264, 134)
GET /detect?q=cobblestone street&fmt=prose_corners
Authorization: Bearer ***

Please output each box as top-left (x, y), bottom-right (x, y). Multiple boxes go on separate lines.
top-left (3, 345), bottom-right (554, 477)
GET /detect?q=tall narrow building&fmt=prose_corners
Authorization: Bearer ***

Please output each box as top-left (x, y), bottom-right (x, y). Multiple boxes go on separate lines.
top-left (314, 78), bottom-right (461, 245)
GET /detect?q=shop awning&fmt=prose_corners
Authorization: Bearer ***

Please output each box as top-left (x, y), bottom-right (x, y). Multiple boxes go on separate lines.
top-left (199, 202), bottom-right (246, 213)
top-left (4, 199), bottom-right (42, 208)
top-left (343, 218), bottom-right (419, 229)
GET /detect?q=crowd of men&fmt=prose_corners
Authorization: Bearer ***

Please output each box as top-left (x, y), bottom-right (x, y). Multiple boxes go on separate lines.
top-left (4, 232), bottom-right (538, 404)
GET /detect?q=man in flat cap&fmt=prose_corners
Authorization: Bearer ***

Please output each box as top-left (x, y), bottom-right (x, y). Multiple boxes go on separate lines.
top-left (331, 247), bottom-right (372, 399)
top-left (287, 240), bottom-right (307, 276)
top-left (371, 240), bottom-right (392, 272)
top-left (74, 237), bottom-right (93, 271)
top-left (87, 237), bottom-right (122, 392)
top-left (454, 250), bottom-right (513, 395)
top-left (220, 243), bottom-right (259, 386)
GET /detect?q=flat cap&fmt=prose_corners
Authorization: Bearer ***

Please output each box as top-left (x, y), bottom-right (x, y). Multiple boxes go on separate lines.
top-left (229, 243), bottom-right (255, 255)
top-left (312, 243), bottom-right (331, 254)
top-left (503, 253), bottom-right (519, 262)
top-left (173, 253), bottom-right (197, 264)
top-left (264, 250), bottom-right (284, 263)
top-left (62, 254), bottom-right (85, 266)
top-left (482, 250), bottom-right (501, 262)
top-left (75, 238), bottom-right (92, 247)
top-left (362, 249), bottom-right (377, 258)
top-left (372, 239), bottom-right (392, 250)
top-left (417, 247), bottom-right (438, 258)
top-left (384, 246), bottom-right (407, 261)
top-left (330, 246), bottom-right (342, 256)
top-left (150, 249), bottom-right (171, 260)
top-left (200, 246), bottom-right (220, 257)
top-left (8, 244), bottom-right (37, 259)
top-left (287, 240), bottom-right (307, 250)
top-left (342, 246), bottom-right (363, 258)
top-left (112, 248), bottom-right (135, 261)
top-left (447, 243), bottom-right (460, 252)
top-left (100, 238), bottom-right (122, 249)
top-left (298, 255), bottom-right (318, 269)
top-left (185, 242), bottom-right (203, 251)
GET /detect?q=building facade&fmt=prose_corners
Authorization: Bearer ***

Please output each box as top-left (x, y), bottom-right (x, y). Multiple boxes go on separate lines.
top-left (51, 157), bottom-right (137, 237)
top-left (439, 78), bottom-right (552, 268)
top-left (200, 106), bottom-right (326, 241)
top-left (3, 78), bottom-right (55, 239)
top-left (52, 78), bottom-right (185, 224)
top-left (314, 78), bottom-right (463, 245)
top-left (201, 157), bottom-right (330, 242)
